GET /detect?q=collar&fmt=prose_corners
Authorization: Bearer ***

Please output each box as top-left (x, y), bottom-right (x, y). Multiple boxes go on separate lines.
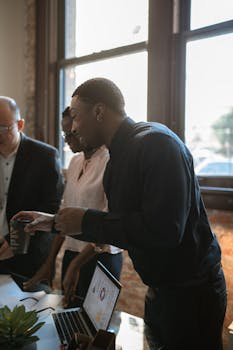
top-left (109, 117), bottom-right (136, 157)
top-left (84, 145), bottom-right (108, 161)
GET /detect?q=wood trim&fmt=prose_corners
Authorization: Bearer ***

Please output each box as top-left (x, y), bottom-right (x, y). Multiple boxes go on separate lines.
top-left (147, 0), bottom-right (173, 125)
top-left (58, 42), bottom-right (147, 68)
top-left (201, 190), bottom-right (233, 210)
top-left (35, 0), bottom-right (48, 142)
top-left (35, 0), bottom-right (59, 146)
top-left (184, 19), bottom-right (233, 40)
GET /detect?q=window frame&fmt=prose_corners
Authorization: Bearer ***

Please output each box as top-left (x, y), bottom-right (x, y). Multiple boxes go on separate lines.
top-left (35, 0), bottom-right (233, 210)
top-left (176, 0), bottom-right (233, 210)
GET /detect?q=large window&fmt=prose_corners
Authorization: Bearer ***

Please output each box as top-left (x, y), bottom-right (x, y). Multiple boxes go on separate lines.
top-left (185, 33), bottom-right (233, 176)
top-left (36, 0), bottom-right (233, 209)
top-left (60, 0), bottom-right (148, 166)
top-left (179, 0), bottom-right (233, 209)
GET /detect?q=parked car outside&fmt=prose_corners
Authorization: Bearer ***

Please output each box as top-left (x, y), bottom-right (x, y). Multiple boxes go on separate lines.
top-left (195, 159), bottom-right (233, 176)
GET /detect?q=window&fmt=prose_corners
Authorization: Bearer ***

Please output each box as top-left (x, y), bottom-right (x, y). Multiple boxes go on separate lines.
top-left (65, 0), bottom-right (148, 58)
top-left (185, 33), bottom-right (233, 175)
top-left (190, 0), bottom-right (233, 30)
top-left (60, 0), bottom-right (148, 167)
top-left (36, 0), bottom-right (233, 209)
top-left (178, 0), bottom-right (233, 209)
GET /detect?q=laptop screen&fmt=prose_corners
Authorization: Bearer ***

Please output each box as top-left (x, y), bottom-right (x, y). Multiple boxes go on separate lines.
top-left (83, 261), bottom-right (121, 331)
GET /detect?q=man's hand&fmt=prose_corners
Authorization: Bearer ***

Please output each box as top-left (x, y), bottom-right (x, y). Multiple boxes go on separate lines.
top-left (55, 207), bottom-right (87, 235)
top-left (23, 259), bottom-right (55, 290)
top-left (0, 239), bottom-right (14, 260)
top-left (62, 244), bottom-right (97, 308)
top-left (11, 211), bottom-right (55, 233)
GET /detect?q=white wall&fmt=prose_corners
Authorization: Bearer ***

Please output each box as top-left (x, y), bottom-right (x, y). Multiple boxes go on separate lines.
top-left (0, 0), bottom-right (26, 116)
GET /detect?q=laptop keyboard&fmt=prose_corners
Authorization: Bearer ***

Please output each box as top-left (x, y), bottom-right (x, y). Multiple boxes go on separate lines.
top-left (52, 310), bottom-right (87, 345)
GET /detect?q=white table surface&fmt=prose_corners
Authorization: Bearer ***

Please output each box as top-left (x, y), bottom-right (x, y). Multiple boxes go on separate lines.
top-left (0, 274), bottom-right (148, 349)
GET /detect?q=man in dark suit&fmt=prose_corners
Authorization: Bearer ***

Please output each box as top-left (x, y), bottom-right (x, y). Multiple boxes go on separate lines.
top-left (0, 96), bottom-right (63, 277)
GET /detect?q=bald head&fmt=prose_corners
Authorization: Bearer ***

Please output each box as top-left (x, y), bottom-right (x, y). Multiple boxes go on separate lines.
top-left (0, 96), bottom-right (21, 122)
top-left (0, 96), bottom-right (24, 157)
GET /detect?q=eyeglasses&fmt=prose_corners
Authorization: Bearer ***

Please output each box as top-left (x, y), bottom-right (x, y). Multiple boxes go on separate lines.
top-left (61, 131), bottom-right (73, 139)
top-left (0, 123), bottom-right (17, 134)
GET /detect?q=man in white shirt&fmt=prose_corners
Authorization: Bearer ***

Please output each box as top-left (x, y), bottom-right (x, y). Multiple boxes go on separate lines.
top-left (0, 96), bottom-right (63, 277)
top-left (23, 107), bottom-right (122, 306)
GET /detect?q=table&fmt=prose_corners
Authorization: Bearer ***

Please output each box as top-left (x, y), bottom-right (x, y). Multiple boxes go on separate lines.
top-left (0, 274), bottom-right (149, 349)
top-left (228, 322), bottom-right (233, 350)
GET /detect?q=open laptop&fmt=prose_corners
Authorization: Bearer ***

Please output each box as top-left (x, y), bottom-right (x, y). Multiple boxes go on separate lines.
top-left (52, 261), bottom-right (121, 347)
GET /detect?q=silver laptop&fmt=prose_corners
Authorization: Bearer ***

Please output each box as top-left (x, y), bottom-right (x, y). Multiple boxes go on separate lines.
top-left (52, 261), bottom-right (121, 346)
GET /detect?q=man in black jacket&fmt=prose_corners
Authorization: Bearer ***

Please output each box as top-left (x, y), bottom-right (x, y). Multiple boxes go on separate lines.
top-left (0, 96), bottom-right (63, 277)
top-left (14, 79), bottom-right (227, 350)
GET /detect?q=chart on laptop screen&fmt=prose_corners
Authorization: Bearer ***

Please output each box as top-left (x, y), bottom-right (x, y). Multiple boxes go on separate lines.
top-left (83, 264), bottom-right (120, 331)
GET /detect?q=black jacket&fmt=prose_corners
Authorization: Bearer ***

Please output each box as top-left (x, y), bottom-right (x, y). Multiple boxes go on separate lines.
top-left (80, 118), bottom-right (221, 287)
top-left (2, 133), bottom-right (64, 277)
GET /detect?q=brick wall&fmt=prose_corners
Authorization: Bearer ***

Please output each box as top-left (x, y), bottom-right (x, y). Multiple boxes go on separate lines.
top-left (23, 0), bottom-right (36, 138)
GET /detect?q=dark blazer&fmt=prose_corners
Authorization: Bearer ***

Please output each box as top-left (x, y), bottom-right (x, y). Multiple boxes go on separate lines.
top-left (1, 133), bottom-right (64, 277)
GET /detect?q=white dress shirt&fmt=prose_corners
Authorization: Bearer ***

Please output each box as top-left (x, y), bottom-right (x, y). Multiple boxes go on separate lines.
top-left (0, 147), bottom-right (19, 238)
top-left (62, 146), bottom-right (121, 254)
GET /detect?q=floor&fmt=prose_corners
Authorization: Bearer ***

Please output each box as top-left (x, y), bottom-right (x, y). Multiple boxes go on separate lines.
top-left (54, 209), bottom-right (233, 350)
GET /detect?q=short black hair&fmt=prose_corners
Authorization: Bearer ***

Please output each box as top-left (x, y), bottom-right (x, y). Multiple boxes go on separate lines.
top-left (72, 78), bottom-right (125, 115)
top-left (62, 106), bottom-right (71, 118)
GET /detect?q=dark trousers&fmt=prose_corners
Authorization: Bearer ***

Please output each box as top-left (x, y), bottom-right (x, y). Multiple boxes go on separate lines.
top-left (62, 250), bottom-right (123, 302)
top-left (144, 267), bottom-right (227, 350)
top-left (0, 254), bottom-right (38, 278)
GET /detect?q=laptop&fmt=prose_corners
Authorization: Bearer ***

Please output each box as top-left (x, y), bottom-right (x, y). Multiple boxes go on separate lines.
top-left (52, 261), bottom-right (121, 346)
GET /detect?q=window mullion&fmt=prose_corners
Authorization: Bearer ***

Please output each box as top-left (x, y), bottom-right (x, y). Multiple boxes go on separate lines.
top-left (57, 42), bottom-right (148, 69)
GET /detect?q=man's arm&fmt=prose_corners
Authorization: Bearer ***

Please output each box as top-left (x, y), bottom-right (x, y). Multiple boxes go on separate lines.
top-left (56, 134), bottom-right (192, 250)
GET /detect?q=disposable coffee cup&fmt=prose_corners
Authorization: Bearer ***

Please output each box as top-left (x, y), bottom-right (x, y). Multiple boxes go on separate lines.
top-left (10, 219), bottom-right (32, 254)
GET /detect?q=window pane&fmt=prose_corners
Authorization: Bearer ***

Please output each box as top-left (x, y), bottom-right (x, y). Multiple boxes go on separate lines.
top-left (65, 0), bottom-right (77, 58)
top-left (185, 33), bottom-right (233, 177)
top-left (65, 0), bottom-right (148, 58)
top-left (62, 52), bottom-right (148, 166)
top-left (191, 0), bottom-right (233, 30)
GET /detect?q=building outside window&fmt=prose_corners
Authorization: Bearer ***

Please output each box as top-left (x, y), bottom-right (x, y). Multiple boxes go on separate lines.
top-left (185, 0), bottom-right (233, 177)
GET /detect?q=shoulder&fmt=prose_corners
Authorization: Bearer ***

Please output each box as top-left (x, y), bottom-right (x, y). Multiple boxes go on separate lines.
top-left (132, 122), bottom-right (184, 149)
top-left (68, 152), bottom-right (84, 169)
top-left (127, 122), bottom-right (192, 165)
top-left (20, 134), bottom-right (59, 156)
top-left (132, 121), bottom-right (172, 139)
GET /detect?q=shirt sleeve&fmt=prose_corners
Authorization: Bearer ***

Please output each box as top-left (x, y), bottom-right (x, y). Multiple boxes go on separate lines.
top-left (81, 133), bottom-right (193, 251)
